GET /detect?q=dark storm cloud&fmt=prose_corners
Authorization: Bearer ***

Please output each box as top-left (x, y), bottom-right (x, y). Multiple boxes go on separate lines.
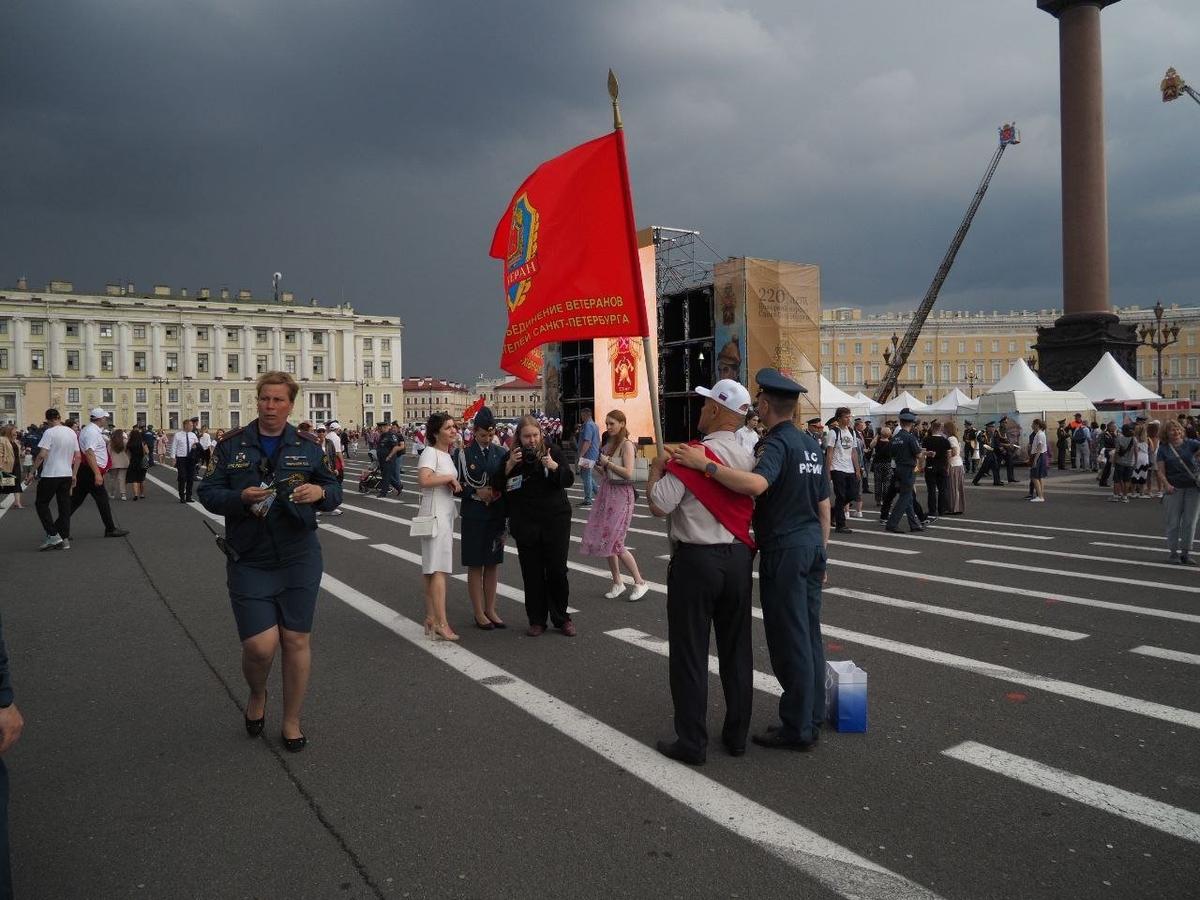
top-left (2, 0), bottom-right (1197, 378)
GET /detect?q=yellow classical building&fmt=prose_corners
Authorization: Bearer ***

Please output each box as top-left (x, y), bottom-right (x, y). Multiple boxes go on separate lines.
top-left (820, 304), bottom-right (1200, 403)
top-left (0, 279), bottom-right (403, 430)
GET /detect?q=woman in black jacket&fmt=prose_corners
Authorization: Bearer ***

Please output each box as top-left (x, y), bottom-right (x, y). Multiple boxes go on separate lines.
top-left (498, 415), bottom-right (576, 637)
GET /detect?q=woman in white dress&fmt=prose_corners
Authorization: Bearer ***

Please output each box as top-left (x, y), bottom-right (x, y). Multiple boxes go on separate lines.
top-left (418, 413), bottom-right (462, 641)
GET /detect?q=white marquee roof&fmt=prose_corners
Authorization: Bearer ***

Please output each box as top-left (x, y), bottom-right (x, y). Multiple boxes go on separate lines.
top-left (880, 390), bottom-right (929, 414)
top-left (986, 358), bottom-right (1052, 394)
top-left (819, 376), bottom-right (871, 415)
top-left (926, 388), bottom-right (978, 413)
top-left (1070, 352), bottom-right (1160, 402)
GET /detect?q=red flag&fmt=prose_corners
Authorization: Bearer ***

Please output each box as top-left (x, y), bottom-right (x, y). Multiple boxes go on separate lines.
top-left (462, 395), bottom-right (486, 422)
top-left (490, 131), bottom-right (649, 381)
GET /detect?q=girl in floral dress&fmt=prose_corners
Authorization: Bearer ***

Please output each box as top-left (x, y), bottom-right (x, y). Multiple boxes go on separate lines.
top-left (580, 411), bottom-right (650, 601)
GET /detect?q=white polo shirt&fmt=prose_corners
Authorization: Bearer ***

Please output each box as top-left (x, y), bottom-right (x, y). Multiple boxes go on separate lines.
top-left (171, 430), bottom-right (197, 458)
top-left (824, 425), bottom-right (858, 474)
top-left (37, 424), bottom-right (79, 478)
top-left (79, 422), bottom-right (109, 469)
top-left (327, 431), bottom-right (343, 455)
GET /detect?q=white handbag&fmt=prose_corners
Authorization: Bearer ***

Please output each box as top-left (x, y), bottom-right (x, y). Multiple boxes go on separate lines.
top-left (409, 515), bottom-right (438, 538)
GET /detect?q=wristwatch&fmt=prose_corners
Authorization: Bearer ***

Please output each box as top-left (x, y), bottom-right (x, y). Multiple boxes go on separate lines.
top-left (704, 462), bottom-right (718, 479)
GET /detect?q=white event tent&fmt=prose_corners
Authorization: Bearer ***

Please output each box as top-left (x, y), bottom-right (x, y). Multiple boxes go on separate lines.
top-left (926, 388), bottom-right (977, 415)
top-left (1070, 352), bottom-right (1160, 403)
top-left (819, 376), bottom-right (871, 418)
top-left (853, 391), bottom-right (886, 416)
top-left (974, 359), bottom-right (1094, 426)
top-left (879, 391), bottom-right (928, 415)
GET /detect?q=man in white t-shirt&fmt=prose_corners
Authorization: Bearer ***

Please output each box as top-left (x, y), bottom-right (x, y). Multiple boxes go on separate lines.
top-left (171, 419), bottom-right (199, 503)
top-left (33, 408), bottom-right (81, 550)
top-left (70, 407), bottom-right (128, 539)
top-left (823, 406), bottom-right (861, 535)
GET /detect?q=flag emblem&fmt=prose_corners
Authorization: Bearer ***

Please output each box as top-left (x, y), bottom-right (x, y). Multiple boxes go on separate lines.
top-left (504, 193), bottom-right (540, 312)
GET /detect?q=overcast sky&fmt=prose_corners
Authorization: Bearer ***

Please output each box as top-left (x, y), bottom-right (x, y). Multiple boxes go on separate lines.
top-left (2, 0), bottom-right (1196, 380)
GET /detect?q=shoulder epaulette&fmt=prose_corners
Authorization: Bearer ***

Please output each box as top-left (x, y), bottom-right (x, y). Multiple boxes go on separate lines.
top-left (218, 427), bottom-right (245, 443)
top-left (297, 431), bottom-right (322, 446)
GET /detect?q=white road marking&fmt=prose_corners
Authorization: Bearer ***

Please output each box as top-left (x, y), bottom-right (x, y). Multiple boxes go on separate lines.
top-left (953, 516), bottom-right (1166, 541)
top-left (1129, 645), bottom-right (1200, 666)
top-left (827, 559), bottom-right (1200, 625)
top-left (606, 628), bottom-right (782, 696)
top-left (968, 559), bottom-right (1200, 595)
top-left (317, 573), bottom-right (943, 900)
top-left (942, 741), bottom-right (1200, 845)
top-left (317, 523), bottom-right (368, 541)
top-left (924, 524), bottom-right (1053, 541)
top-left (823, 587), bottom-right (1089, 641)
top-left (812, 621), bottom-right (1200, 731)
top-left (1090, 541), bottom-right (1183, 553)
top-left (876, 531), bottom-right (1186, 572)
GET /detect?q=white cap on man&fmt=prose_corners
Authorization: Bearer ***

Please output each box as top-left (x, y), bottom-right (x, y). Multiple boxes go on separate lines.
top-left (327, 421), bottom-right (341, 431)
top-left (90, 407), bottom-right (110, 420)
top-left (695, 379), bottom-right (752, 415)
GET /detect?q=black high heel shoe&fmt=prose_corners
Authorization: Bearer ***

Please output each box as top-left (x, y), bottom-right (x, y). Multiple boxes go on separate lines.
top-left (244, 691), bottom-right (267, 737)
top-left (281, 732), bottom-right (307, 753)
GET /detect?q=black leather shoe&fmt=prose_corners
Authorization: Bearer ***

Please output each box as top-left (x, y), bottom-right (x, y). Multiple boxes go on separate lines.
top-left (655, 739), bottom-right (704, 765)
top-left (834, 527), bottom-right (854, 535)
top-left (105, 528), bottom-right (130, 537)
top-left (751, 730), bottom-right (817, 752)
top-left (722, 742), bottom-right (747, 758)
top-left (281, 733), bottom-right (307, 753)
top-left (245, 692), bottom-right (267, 736)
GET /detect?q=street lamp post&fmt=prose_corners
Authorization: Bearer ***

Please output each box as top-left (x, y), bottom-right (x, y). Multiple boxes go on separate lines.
top-left (151, 376), bottom-right (166, 429)
top-left (1138, 300), bottom-right (1180, 397)
top-left (356, 379), bottom-right (369, 429)
top-left (881, 332), bottom-right (901, 389)
top-left (965, 370), bottom-right (978, 399)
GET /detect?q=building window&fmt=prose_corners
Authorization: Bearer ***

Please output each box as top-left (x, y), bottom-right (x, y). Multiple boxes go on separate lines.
top-left (309, 392), bottom-right (332, 422)
top-left (134, 352), bottom-right (147, 372)
top-left (166, 353), bottom-right (178, 373)
top-left (836, 364), bottom-right (847, 383)
top-left (229, 389), bottom-right (240, 404)
top-left (200, 412), bottom-right (211, 429)
top-left (381, 338), bottom-right (391, 352)
top-left (958, 363), bottom-right (967, 380)
top-left (1188, 357), bottom-right (1198, 378)
top-left (924, 364), bottom-right (934, 384)
top-left (313, 332), bottom-right (324, 346)
top-left (1189, 332), bottom-right (1196, 348)
top-left (199, 389), bottom-right (210, 404)
top-left (907, 363), bottom-right (917, 380)
top-left (285, 331), bottom-right (297, 345)
top-left (958, 340), bottom-right (966, 354)
top-left (870, 364), bottom-right (880, 381)
top-left (1008, 340), bottom-right (1016, 353)
top-left (313, 357), bottom-right (324, 376)
top-left (991, 340), bottom-right (999, 353)
top-left (940, 341), bottom-right (948, 353)
top-left (67, 388), bottom-right (80, 404)
top-left (196, 327), bottom-right (208, 341)
top-left (101, 351), bottom-right (114, 371)
top-left (99, 325), bottom-right (113, 338)
top-left (941, 363), bottom-right (950, 382)
top-left (257, 355), bottom-right (268, 374)
top-left (0, 321), bottom-right (6, 334)
top-left (169, 412), bottom-right (179, 430)
top-left (135, 411), bottom-right (147, 427)
top-left (31, 321), bottom-right (44, 336)
top-left (1171, 357), bottom-right (1180, 378)
top-left (854, 343), bottom-right (862, 355)
top-left (66, 323), bottom-right (80, 338)
top-left (67, 350), bottom-right (80, 370)
top-left (229, 411), bottom-right (241, 429)
top-left (853, 365), bottom-right (863, 384)
top-left (228, 355), bottom-right (239, 375)
top-left (102, 388), bottom-right (114, 404)
top-left (364, 393), bottom-right (374, 405)
top-left (365, 411), bottom-right (374, 427)
top-left (256, 329), bottom-right (268, 344)
top-left (381, 361), bottom-right (391, 378)
top-left (923, 341), bottom-right (932, 353)
top-left (135, 388), bottom-right (147, 403)
top-left (975, 340), bottom-right (983, 354)
top-left (285, 356), bottom-right (296, 374)
top-left (822, 365), bottom-right (832, 380)
top-left (382, 393), bottom-right (392, 405)
top-left (168, 388), bottom-right (180, 404)
top-left (363, 360), bottom-right (374, 378)
top-left (363, 338), bottom-right (373, 351)
top-left (821, 343), bottom-right (830, 357)
top-left (133, 325), bottom-right (146, 339)
top-left (837, 342), bottom-right (845, 356)
top-left (0, 349), bottom-right (6, 370)
top-left (992, 362), bottom-right (1002, 380)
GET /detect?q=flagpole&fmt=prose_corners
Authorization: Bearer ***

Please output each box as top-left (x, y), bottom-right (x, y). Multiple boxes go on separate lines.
top-left (609, 69), bottom-right (666, 457)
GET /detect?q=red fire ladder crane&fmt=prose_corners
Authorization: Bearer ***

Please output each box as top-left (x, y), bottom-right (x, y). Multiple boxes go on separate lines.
top-left (1161, 67), bottom-right (1200, 107)
top-left (873, 123), bottom-right (1021, 404)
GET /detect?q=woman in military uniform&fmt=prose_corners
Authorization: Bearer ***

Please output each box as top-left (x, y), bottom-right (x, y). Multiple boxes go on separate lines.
top-left (455, 407), bottom-right (509, 629)
top-left (198, 372), bottom-right (342, 753)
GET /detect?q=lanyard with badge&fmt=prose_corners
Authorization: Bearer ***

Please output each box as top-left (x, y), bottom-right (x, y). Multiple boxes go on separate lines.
top-left (249, 435), bottom-right (289, 517)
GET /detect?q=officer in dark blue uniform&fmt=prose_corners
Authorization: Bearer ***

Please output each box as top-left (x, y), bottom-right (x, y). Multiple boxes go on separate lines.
top-left (675, 368), bottom-right (831, 752)
top-left (885, 408), bottom-right (925, 533)
top-left (454, 406), bottom-right (509, 629)
top-left (198, 372), bottom-right (342, 753)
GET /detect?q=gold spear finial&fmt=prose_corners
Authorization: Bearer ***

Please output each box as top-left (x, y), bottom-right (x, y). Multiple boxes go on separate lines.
top-left (608, 69), bottom-right (622, 131)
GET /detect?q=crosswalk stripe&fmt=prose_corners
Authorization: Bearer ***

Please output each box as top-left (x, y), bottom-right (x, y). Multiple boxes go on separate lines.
top-left (953, 516), bottom-right (1165, 541)
top-left (315, 573), bottom-right (944, 899)
top-left (968, 559), bottom-right (1200, 595)
top-left (1090, 541), bottom-right (1180, 553)
top-left (942, 741), bottom-right (1200, 845)
top-left (823, 588), bottom-right (1089, 641)
top-left (606, 628), bottom-right (782, 695)
top-left (876, 531), bottom-right (1186, 572)
top-left (317, 523), bottom-right (368, 541)
top-left (1128, 645), bottom-right (1200, 666)
top-left (814, 622), bottom-right (1200, 730)
top-left (828, 560), bottom-right (1200, 625)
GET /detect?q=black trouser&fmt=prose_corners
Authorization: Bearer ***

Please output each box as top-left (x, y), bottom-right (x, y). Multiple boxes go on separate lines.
top-left (973, 451), bottom-right (1002, 485)
top-left (175, 455), bottom-right (194, 500)
top-left (35, 475), bottom-right (73, 539)
top-left (880, 472), bottom-right (927, 523)
top-left (1058, 445), bottom-right (1068, 469)
top-left (925, 468), bottom-right (947, 516)
top-left (1098, 453), bottom-right (1114, 486)
top-left (965, 450), bottom-right (978, 474)
top-left (1003, 452), bottom-right (1016, 482)
top-left (667, 542), bottom-right (753, 757)
top-left (70, 465), bottom-right (118, 532)
top-left (513, 515), bottom-right (572, 627)
top-left (831, 470), bottom-right (858, 529)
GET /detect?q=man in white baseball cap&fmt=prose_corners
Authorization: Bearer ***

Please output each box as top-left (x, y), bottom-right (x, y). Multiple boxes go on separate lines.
top-left (694, 380), bottom-right (752, 418)
top-left (70, 407), bottom-right (129, 540)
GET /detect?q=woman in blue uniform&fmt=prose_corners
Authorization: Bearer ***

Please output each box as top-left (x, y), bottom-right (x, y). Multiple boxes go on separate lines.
top-left (198, 372), bottom-right (342, 752)
top-left (455, 407), bottom-right (509, 629)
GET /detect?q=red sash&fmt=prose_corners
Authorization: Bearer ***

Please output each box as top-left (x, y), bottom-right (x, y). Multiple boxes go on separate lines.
top-left (665, 442), bottom-right (756, 551)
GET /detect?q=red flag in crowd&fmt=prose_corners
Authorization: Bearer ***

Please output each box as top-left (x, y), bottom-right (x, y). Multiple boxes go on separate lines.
top-left (489, 130), bottom-right (649, 381)
top-left (462, 395), bottom-right (486, 422)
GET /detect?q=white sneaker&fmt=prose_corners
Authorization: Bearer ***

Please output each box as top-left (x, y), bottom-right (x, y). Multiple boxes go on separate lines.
top-left (39, 535), bottom-right (63, 551)
top-left (329, 508), bottom-right (344, 517)
top-left (604, 583), bottom-right (627, 600)
top-left (1121, 496), bottom-right (1130, 503)
top-left (629, 583), bottom-right (650, 601)
top-left (60, 538), bottom-right (72, 549)
top-left (1029, 497), bottom-right (1045, 503)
